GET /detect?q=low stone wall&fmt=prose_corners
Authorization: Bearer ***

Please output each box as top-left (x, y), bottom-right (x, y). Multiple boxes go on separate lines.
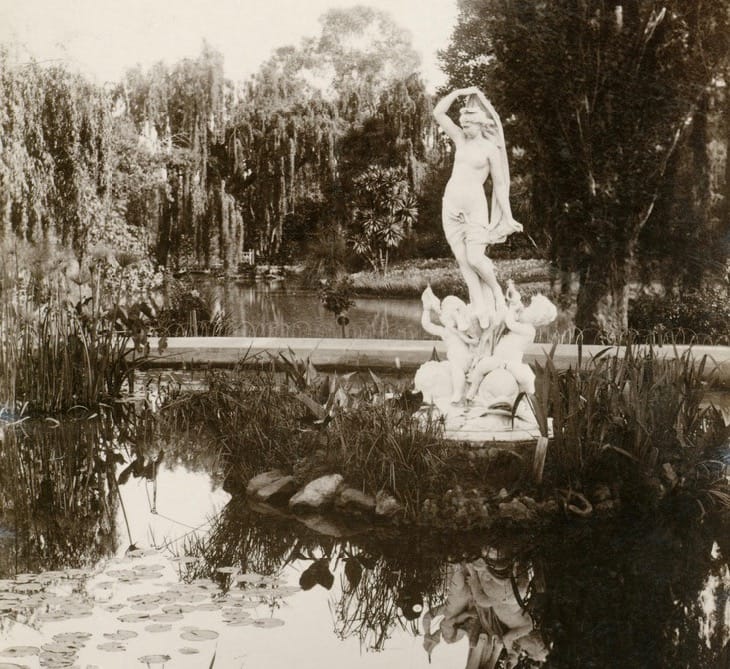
top-left (138, 337), bottom-right (730, 388)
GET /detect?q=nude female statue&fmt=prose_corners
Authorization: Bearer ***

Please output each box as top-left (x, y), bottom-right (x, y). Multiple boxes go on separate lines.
top-left (433, 87), bottom-right (522, 329)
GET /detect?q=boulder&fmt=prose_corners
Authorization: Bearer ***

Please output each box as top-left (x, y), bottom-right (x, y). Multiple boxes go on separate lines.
top-left (335, 488), bottom-right (376, 515)
top-left (246, 470), bottom-right (285, 497)
top-left (289, 474), bottom-right (344, 511)
top-left (254, 475), bottom-right (298, 504)
top-left (375, 491), bottom-right (403, 518)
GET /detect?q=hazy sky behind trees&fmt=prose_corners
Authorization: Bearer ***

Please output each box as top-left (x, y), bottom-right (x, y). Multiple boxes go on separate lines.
top-left (0, 0), bottom-right (457, 89)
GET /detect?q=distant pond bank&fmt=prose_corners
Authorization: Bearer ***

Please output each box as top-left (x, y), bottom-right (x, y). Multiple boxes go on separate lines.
top-left (211, 281), bottom-right (425, 339)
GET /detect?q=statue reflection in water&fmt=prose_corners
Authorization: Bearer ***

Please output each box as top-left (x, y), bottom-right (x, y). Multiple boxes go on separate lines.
top-left (422, 551), bottom-right (548, 668)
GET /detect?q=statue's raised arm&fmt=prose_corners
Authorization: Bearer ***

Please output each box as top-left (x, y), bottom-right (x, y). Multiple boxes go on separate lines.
top-left (435, 86), bottom-right (522, 331)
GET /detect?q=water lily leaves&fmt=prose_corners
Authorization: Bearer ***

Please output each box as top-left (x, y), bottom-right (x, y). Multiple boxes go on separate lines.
top-left (179, 628), bottom-right (219, 642)
top-left (150, 612), bottom-right (184, 622)
top-left (0, 664), bottom-right (30, 669)
top-left (41, 642), bottom-right (80, 654)
top-left (178, 647), bottom-right (199, 655)
top-left (225, 618), bottom-right (255, 626)
top-left (162, 604), bottom-right (194, 614)
top-left (268, 585), bottom-right (300, 598)
top-left (52, 633), bottom-right (91, 643)
top-left (103, 630), bottom-right (138, 641)
top-left (145, 623), bottom-right (172, 633)
top-left (97, 642), bottom-right (126, 652)
top-left (117, 612), bottom-right (151, 623)
top-left (252, 618), bottom-right (285, 628)
top-left (137, 654), bottom-right (171, 664)
top-left (193, 603), bottom-right (220, 612)
top-left (0, 647), bottom-right (38, 657)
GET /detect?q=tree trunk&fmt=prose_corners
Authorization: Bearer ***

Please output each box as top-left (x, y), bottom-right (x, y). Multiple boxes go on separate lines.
top-left (574, 256), bottom-right (632, 343)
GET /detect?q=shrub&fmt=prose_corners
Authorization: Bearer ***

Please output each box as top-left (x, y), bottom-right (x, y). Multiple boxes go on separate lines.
top-left (154, 276), bottom-right (232, 336)
top-left (628, 286), bottom-right (730, 343)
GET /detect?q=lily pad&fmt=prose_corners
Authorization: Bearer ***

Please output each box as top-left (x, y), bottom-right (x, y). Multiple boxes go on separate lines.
top-left (97, 642), bottom-right (126, 652)
top-left (252, 618), bottom-right (285, 628)
top-left (103, 630), bottom-right (138, 641)
top-left (0, 664), bottom-right (31, 669)
top-left (178, 648), bottom-right (199, 655)
top-left (52, 633), bottom-right (91, 643)
top-left (0, 648), bottom-right (38, 657)
top-left (138, 654), bottom-right (171, 663)
top-left (193, 602), bottom-right (220, 612)
top-left (145, 623), bottom-right (172, 633)
top-left (117, 612), bottom-right (150, 623)
top-left (179, 628), bottom-right (219, 642)
top-left (162, 604), bottom-right (194, 614)
top-left (150, 612), bottom-right (184, 622)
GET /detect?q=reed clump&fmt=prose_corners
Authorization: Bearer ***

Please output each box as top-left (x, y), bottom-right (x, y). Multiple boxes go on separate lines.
top-left (0, 238), bottom-right (152, 415)
top-left (532, 342), bottom-right (730, 513)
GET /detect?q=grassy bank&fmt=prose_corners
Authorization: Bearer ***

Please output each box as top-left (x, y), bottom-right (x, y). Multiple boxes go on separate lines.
top-left (349, 257), bottom-right (553, 298)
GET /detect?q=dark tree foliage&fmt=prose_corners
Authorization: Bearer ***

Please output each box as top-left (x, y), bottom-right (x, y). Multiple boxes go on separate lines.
top-left (440, 1), bottom-right (730, 340)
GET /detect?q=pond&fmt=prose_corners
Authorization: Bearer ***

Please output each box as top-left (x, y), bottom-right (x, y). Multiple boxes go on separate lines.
top-left (0, 406), bottom-right (728, 669)
top-left (211, 282), bottom-right (425, 339)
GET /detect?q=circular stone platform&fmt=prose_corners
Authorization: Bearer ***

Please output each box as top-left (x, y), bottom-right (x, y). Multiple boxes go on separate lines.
top-left (415, 399), bottom-right (552, 444)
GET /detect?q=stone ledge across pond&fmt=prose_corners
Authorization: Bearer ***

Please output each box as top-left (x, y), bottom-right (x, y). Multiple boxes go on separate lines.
top-left (136, 337), bottom-right (730, 388)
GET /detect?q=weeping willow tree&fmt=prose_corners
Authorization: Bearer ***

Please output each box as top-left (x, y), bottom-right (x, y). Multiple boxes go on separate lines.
top-left (117, 45), bottom-right (240, 268)
top-left (227, 50), bottom-right (341, 259)
top-left (226, 8), bottom-right (437, 263)
top-left (0, 49), bottom-right (113, 252)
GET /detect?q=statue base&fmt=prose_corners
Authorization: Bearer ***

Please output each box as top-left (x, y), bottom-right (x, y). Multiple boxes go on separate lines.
top-left (415, 399), bottom-right (550, 444)
top-left (413, 360), bottom-right (550, 444)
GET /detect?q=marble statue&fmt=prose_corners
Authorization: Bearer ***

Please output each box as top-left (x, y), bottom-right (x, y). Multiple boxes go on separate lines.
top-left (414, 86), bottom-right (555, 442)
top-left (414, 280), bottom-right (557, 441)
top-left (433, 87), bottom-right (522, 329)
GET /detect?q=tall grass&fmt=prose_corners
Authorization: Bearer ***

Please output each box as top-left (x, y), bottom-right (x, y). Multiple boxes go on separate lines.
top-left (159, 362), bottom-right (500, 516)
top-left (0, 240), bottom-right (151, 415)
top-left (533, 342), bottom-right (730, 506)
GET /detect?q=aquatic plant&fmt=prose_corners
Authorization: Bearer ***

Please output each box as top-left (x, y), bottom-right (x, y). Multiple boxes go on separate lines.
top-left (533, 342), bottom-right (730, 513)
top-left (153, 275), bottom-right (233, 337)
top-left (0, 238), bottom-right (152, 414)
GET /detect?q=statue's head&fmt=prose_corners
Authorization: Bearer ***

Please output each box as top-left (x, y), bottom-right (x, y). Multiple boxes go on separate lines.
top-left (519, 294), bottom-right (558, 327)
top-left (460, 93), bottom-right (498, 140)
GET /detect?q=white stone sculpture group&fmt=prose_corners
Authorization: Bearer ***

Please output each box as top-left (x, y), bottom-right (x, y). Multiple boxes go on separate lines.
top-left (414, 86), bottom-right (557, 439)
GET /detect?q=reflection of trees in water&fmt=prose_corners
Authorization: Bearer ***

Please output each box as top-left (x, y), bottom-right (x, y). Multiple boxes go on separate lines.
top-left (534, 516), bottom-right (730, 668)
top-left (182, 497), bottom-right (730, 665)
top-left (0, 413), bottom-right (122, 573)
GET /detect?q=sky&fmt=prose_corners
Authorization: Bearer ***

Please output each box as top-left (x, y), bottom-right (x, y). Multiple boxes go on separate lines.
top-left (0, 0), bottom-right (459, 90)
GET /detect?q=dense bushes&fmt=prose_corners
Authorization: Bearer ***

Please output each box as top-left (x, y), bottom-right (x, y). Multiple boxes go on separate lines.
top-left (628, 285), bottom-right (730, 342)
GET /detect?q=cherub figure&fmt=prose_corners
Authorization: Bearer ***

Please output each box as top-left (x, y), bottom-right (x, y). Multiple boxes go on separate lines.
top-left (466, 282), bottom-right (557, 402)
top-left (421, 286), bottom-right (479, 404)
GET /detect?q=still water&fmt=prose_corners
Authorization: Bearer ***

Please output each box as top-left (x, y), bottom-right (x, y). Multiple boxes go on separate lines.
top-left (0, 405), bottom-right (728, 669)
top-left (212, 282), bottom-right (425, 339)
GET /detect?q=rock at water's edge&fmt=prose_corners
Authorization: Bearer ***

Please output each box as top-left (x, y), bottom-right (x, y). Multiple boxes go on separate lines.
top-left (335, 488), bottom-right (376, 515)
top-left (246, 470), bottom-right (285, 497)
top-left (289, 474), bottom-right (344, 510)
top-left (375, 491), bottom-right (403, 518)
top-left (254, 475), bottom-right (298, 503)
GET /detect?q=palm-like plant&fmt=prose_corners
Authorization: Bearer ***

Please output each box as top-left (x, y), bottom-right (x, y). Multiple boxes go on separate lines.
top-left (349, 166), bottom-right (417, 273)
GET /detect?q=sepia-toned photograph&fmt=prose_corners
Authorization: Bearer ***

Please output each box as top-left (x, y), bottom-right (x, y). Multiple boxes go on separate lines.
top-left (0, 1), bottom-right (729, 667)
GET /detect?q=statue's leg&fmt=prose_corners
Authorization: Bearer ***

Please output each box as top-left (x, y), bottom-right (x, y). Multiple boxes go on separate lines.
top-left (450, 365), bottom-right (467, 404)
top-left (447, 237), bottom-right (488, 319)
top-left (465, 242), bottom-right (506, 321)
top-left (465, 356), bottom-right (500, 401)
